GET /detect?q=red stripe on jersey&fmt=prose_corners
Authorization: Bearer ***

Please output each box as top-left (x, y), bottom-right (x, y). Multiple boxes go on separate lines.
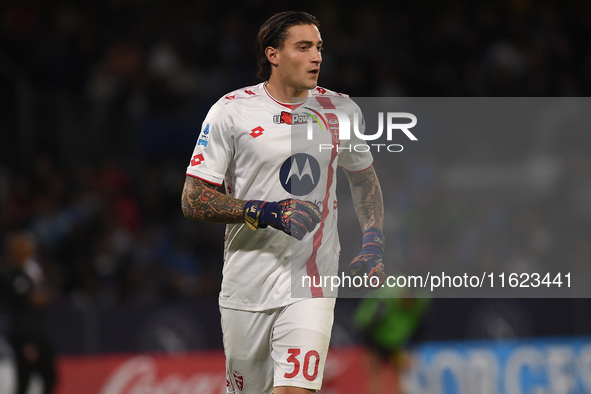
top-left (186, 173), bottom-right (223, 186)
top-left (306, 96), bottom-right (340, 298)
top-left (315, 96), bottom-right (336, 110)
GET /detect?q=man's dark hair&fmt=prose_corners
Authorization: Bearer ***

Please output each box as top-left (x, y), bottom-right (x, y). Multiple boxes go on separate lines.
top-left (256, 11), bottom-right (320, 81)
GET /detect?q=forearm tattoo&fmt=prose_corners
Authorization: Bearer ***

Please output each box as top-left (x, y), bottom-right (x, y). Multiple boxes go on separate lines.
top-left (346, 166), bottom-right (384, 232)
top-left (181, 176), bottom-right (246, 223)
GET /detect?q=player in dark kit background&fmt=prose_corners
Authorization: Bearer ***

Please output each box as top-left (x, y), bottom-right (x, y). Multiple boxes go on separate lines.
top-left (1, 232), bottom-right (57, 394)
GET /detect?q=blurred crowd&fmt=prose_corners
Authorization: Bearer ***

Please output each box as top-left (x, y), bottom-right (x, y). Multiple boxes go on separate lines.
top-left (1, 0), bottom-right (591, 304)
top-left (0, 154), bottom-right (225, 303)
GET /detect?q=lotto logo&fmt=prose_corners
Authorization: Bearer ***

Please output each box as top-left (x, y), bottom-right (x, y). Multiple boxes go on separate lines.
top-left (190, 154), bottom-right (204, 166)
top-left (250, 126), bottom-right (264, 138)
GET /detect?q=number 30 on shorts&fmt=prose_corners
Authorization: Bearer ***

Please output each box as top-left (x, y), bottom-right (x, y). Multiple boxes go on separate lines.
top-left (284, 348), bottom-right (320, 381)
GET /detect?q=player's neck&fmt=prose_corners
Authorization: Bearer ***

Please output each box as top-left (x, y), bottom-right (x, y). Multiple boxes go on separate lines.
top-left (265, 80), bottom-right (307, 104)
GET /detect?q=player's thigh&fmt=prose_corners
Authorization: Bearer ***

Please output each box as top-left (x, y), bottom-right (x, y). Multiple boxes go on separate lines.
top-left (272, 297), bottom-right (336, 391)
top-left (221, 307), bottom-right (276, 394)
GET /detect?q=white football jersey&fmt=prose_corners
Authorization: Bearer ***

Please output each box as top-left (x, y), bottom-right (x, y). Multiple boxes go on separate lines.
top-left (186, 82), bottom-right (372, 311)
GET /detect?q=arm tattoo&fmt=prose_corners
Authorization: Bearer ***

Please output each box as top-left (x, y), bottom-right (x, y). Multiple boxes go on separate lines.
top-left (345, 166), bottom-right (384, 232)
top-left (181, 176), bottom-right (246, 223)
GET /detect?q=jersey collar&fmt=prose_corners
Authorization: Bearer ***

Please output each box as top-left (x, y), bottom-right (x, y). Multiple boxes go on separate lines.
top-left (263, 82), bottom-right (309, 110)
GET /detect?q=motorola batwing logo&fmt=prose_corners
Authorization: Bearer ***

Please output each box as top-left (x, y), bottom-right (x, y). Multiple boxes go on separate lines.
top-left (279, 153), bottom-right (321, 196)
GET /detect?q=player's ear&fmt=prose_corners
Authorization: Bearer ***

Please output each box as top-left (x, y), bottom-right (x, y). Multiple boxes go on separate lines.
top-left (265, 46), bottom-right (279, 66)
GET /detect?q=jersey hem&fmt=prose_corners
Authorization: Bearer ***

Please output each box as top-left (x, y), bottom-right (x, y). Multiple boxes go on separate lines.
top-left (219, 297), bottom-right (309, 312)
top-left (338, 160), bottom-right (374, 173)
top-left (274, 381), bottom-right (322, 391)
top-left (186, 171), bottom-right (223, 186)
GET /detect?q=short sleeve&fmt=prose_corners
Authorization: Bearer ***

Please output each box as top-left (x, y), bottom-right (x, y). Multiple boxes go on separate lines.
top-left (186, 102), bottom-right (234, 185)
top-left (338, 102), bottom-right (374, 172)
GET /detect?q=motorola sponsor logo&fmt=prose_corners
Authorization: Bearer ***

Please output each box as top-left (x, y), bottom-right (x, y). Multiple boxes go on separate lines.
top-left (279, 153), bottom-right (321, 196)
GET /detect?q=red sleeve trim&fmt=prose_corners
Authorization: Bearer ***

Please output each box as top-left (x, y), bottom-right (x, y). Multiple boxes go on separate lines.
top-left (338, 161), bottom-right (374, 173)
top-left (186, 173), bottom-right (223, 186)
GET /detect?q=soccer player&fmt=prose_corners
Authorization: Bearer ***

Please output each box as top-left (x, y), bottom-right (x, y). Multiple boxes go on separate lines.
top-left (181, 11), bottom-right (384, 393)
top-left (2, 232), bottom-right (57, 394)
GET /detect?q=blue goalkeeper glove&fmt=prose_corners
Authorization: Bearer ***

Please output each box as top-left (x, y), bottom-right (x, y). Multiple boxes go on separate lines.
top-left (349, 228), bottom-right (385, 291)
top-left (243, 199), bottom-right (322, 240)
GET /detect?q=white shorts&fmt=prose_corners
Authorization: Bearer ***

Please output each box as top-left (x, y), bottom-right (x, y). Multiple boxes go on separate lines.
top-left (221, 297), bottom-right (336, 394)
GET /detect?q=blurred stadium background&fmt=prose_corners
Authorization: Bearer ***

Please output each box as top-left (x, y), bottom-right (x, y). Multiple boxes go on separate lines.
top-left (1, 0), bottom-right (591, 393)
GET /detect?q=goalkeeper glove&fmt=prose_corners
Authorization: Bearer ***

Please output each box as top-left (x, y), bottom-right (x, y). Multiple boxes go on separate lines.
top-left (243, 199), bottom-right (322, 240)
top-left (349, 227), bottom-right (385, 291)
